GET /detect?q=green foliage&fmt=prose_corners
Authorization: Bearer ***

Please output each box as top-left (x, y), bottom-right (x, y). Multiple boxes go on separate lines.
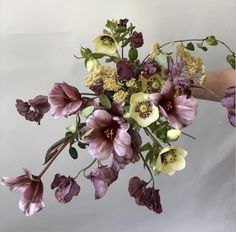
top-left (185, 42), bottom-right (195, 51)
top-left (128, 47), bottom-right (138, 61)
top-left (81, 106), bottom-right (94, 117)
top-left (196, 42), bottom-right (208, 51)
top-left (206, 36), bottom-right (218, 46)
top-left (99, 94), bottom-right (112, 109)
top-left (69, 146), bottom-right (78, 159)
top-left (106, 20), bottom-right (117, 30)
top-left (141, 142), bottom-right (152, 152)
top-left (226, 54), bottom-right (236, 69)
top-left (77, 141), bottom-right (87, 149)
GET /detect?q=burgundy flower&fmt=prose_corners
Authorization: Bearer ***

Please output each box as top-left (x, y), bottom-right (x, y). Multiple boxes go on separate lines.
top-left (84, 110), bottom-right (132, 160)
top-left (112, 129), bottom-right (141, 171)
top-left (48, 82), bottom-right (83, 118)
top-left (143, 59), bottom-right (161, 78)
top-left (128, 176), bottom-right (162, 214)
top-left (130, 31), bottom-right (144, 48)
top-left (1, 169), bottom-right (44, 216)
top-left (221, 86), bottom-right (236, 127)
top-left (151, 80), bottom-right (197, 129)
top-left (87, 166), bottom-right (118, 199)
top-left (117, 59), bottom-right (136, 80)
top-left (16, 95), bottom-right (50, 125)
top-left (51, 174), bottom-right (80, 203)
top-left (118, 18), bottom-right (129, 27)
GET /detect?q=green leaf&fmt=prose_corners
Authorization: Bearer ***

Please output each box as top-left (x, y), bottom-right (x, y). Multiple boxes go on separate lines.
top-left (106, 20), bottom-right (117, 30)
top-left (155, 52), bottom-right (168, 70)
top-left (81, 128), bottom-right (94, 140)
top-left (226, 54), bottom-right (236, 69)
top-left (77, 141), bottom-right (87, 149)
top-left (141, 143), bottom-right (153, 152)
top-left (121, 38), bottom-right (131, 47)
top-left (196, 42), bottom-right (208, 51)
top-left (99, 94), bottom-right (112, 109)
top-left (69, 147), bottom-right (78, 159)
top-left (185, 42), bottom-right (195, 51)
top-left (92, 53), bottom-right (106, 59)
top-left (81, 106), bottom-right (94, 117)
top-left (66, 123), bottom-right (77, 133)
top-left (128, 47), bottom-right (138, 61)
top-left (206, 36), bottom-right (218, 46)
top-left (114, 26), bottom-right (127, 33)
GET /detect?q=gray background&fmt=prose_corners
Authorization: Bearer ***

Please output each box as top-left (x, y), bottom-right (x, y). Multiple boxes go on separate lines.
top-left (0, 0), bottom-right (235, 231)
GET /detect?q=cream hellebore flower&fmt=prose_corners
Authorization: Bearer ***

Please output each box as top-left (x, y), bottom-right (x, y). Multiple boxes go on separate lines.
top-left (86, 58), bottom-right (100, 72)
top-left (94, 34), bottom-right (119, 55)
top-left (167, 129), bottom-right (181, 141)
top-left (126, 92), bottom-right (159, 127)
top-left (155, 146), bottom-right (187, 176)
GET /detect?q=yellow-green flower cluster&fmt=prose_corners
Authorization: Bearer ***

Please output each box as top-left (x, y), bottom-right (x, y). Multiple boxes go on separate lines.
top-left (113, 90), bottom-right (129, 103)
top-left (177, 44), bottom-right (206, 85)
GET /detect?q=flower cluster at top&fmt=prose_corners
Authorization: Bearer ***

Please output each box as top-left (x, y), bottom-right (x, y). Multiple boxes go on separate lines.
top-left (1, 18), bottom-right (235, 216)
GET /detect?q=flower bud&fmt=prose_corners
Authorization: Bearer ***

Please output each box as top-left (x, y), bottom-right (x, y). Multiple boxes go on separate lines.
top-left (167, 129), bottom-right (181, 141)
top-left (86, 58), bottom-right (100, 72)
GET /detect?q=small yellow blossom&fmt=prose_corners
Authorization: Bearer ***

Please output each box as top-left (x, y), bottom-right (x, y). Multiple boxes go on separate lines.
top-left (127, 92), bottom-right (159, 127)
top-left (176, 44), bottom-right (206, 86)
top-left (113, 90), bottom-right (129, 103)
top-left (150, 42), bottom-right (160, 59)
top-left (155, 146), bottom-right (187, 176)
top-left (126, 79), bottom-right (137, 88)
top-left (94, 34), bottom-right (119, 55)
top-left (103, 77), bottom-right (121, 92)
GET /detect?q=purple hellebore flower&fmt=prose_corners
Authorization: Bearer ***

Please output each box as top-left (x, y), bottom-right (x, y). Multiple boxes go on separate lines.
top-left (117, 59), bottom-right (136, 80)
top-left (128, 176), bottom-right (162, 214)
top-left (150, 80), bottom-right (198, 129)
top-left (87, 166), bottom-right (118, 199)
top-left (112, 129), bottom-right (141, 171)
top-left (130, 31), bottom-right (144, 48)
top-left (118, 18), bottom-right (129, 27)
top-left (48, 82), bottom-right (83, 118)
top-left (16, 95), bottom-right (50, 125)
top-left (143, 59), bottom-right (161, 78)
top-left (51, 174), bottom-right (80, 203)
top-left (167, 57), bottom-right (193, 97)
top-left (1, 169), bottom-right (44, 216)
top-left (221, 86), bottom-right (236, 127)
top-left (84, 110), bottom-right (132, 161)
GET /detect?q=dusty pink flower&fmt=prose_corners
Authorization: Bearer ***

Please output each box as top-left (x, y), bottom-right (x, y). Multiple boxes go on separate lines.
top-left (151, 80), bottom-right (197, 129)
top-left (48, 82), bottom-right (83, 118)
top-left (1, 169), bottom-right (44, 216)
top-left (51, 174), bottom-right (80, 203)
top-left (87, 166), bottom-right (118, 199)
top-left (84, 110), bottom-right (132, 161)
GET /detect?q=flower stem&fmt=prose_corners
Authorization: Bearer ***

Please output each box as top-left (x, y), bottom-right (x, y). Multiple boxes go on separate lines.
top-left (38, 141), bottom-right (70, 178)
top-left (140, 153), bottom-right (155, 188)
top-left (80, 92), bottom-right (97, 96)
top-left (73, 159), bottom-right (97, 179)
top-left (143, 127), bottom-right (162, 147)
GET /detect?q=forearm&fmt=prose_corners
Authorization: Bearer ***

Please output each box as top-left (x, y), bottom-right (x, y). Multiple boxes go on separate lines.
top-left (192, 68), bottom-right (236, 101)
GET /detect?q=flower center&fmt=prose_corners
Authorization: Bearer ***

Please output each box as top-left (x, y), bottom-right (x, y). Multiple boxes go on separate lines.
top-left (135, 100), bottom-right (152, 118)
top-left (161, 149), bottom-right (177, 165)
top-left (101, 35), bottom-right (115, 46)
top-left (147, 79), bottom-right (162, 92)
top-left (163, 101), bottom-right (174, 112)
top-left (104, 128), bottom-right (115, 140)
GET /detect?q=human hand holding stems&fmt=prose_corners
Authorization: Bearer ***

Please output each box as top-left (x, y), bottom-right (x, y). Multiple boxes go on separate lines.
top-left (1, 18), bottom-right (235, 216)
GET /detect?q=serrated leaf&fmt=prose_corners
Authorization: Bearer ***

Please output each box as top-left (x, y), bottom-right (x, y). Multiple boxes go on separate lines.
top-left (226, 54), bottom-right (236, 69)
top-left (141, 143), bottom-right (152, 152)
top-left (69, 147), bottom-right (78, 159)
top-left (114, 26), bottom-right (127, 33)
top-left (128, 47), bottom-right (138, 61)
top-left (106, 20), bottom-right (117, 30)
top-left (99, 94), bottom-right (112, 109)
top-left (186, 42), bottom-right (195, 51)
top-left (206, 36), bottom-right (218, 46)
top-left (81, 106), bottom-right (94, 117)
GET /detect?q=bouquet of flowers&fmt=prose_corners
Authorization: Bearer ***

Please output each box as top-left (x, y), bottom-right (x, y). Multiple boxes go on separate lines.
top-left (1, 19), bottom-right (235, 216)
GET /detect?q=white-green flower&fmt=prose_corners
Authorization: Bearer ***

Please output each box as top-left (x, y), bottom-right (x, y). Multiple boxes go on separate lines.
top-left (155, 146), bottom-right (187, 176)
top-left (127, 92), bottom-right (159, 127)
top-left (94, 34), bottom-right (119, 55)
top-left (86, 58), bottom-right (100, 72)
top-left (167, 129), bottom-right (181, 141)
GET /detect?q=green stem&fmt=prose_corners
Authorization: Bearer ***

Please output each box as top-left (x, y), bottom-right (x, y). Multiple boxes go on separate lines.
top-left (73, 159), bottom-right (97, 179)
top-left (143, 127), bottom-right (162, 147)
top-left (80, 92), bottom-right (97, 96)
top-left (140, 153), bottom-right (155, 187)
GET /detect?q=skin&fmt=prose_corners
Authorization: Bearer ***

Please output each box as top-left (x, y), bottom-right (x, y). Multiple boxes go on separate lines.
top-left (192, 68), bottom-right (236, 101)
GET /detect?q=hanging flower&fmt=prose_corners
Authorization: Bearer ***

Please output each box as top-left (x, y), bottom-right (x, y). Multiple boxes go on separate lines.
top-left (87, 166), bottom-right (118, 199)
top-left (1, 169), bottom-right (44, 216)
top-left (153, 80), bottom-right (197, 129)
top-left (86, 58), bottom-right (100, 72)
top-left (48, 82), bottom-right (83, 118)
top-left (51, 174), bottom-right (80, 203)
top-left (221, 86), bottom-right (236, 127)
top-left (94, 34), bottom-right (119, 55)
top-left (127, 92), bottom-right (159, 127)
top-left (84, 110), bottom-right (132, 160)
top-left (154, 146), bottom-right (188, 176)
